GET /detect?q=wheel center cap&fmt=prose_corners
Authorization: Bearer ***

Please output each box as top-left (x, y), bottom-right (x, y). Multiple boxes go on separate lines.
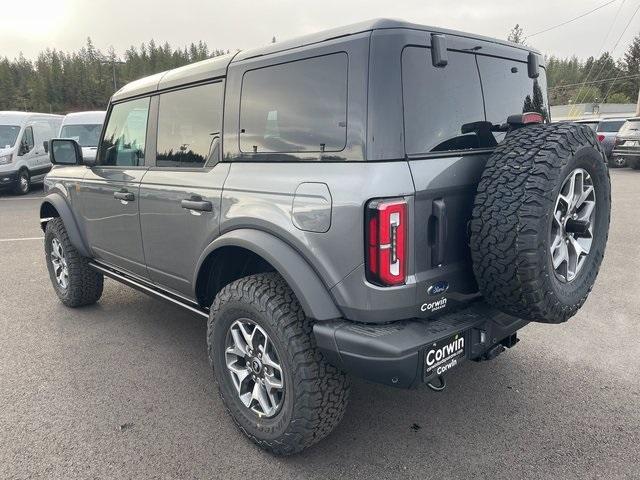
top-left (250, 358), bottom-right (262, 374)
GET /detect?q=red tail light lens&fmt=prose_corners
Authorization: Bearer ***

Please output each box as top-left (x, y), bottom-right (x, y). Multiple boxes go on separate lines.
top-left (366, 198), bottom-right (407, 286)
top-left (597, 134), bottom-right (605, 142)
top-left (521, 112), bottom-right (543, 124)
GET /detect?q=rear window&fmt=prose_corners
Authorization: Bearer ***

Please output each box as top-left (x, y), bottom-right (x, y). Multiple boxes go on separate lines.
top-left (239, 53), bottom-right (348, 155)
top-left (600, 120), bottom-right (628, 133)
top-left (619, 120), bottom-right (640, 135)
top-left (477, 55), bottom-right (549, 142)
top-left (402, 47), bottom-right (490, 155)
top-left (156, 82), bottom-right (223, 168)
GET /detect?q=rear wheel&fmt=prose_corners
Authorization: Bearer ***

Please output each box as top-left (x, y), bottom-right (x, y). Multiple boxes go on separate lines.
top-left (207, 272), bottom-right (350, 455)
top-left (470, 123), bottom-right (611, 324)
top-left (608, 156), bottom-right (627, 168)
top-left (13, 169), bottom-right (30, 195)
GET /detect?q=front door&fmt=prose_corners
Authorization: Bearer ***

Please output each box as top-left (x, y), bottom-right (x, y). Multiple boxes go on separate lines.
top-left (139, 80), bottom-right (226, 297)
top-left (79, 97), bottom-right (151, 278)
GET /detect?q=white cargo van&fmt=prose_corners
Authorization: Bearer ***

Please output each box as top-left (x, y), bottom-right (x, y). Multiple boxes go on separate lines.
top-left (58, 111), bottom-right (106, 163)
top-left (0, 111), bottom-right (63, 195)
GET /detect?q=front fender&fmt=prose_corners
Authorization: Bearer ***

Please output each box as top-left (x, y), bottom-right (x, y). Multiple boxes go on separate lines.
top-left (40, 192), bottom-right (91, 258)
top-left (194, 229), bottom-right (342, 321)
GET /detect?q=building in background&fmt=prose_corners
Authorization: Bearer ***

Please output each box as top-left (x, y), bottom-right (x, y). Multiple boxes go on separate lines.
top-left (550, 103), bottom-right (636, 122)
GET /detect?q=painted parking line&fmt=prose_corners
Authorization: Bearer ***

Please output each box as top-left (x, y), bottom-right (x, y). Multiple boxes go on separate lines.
top-left (0, 237), bottom-right (44, 242)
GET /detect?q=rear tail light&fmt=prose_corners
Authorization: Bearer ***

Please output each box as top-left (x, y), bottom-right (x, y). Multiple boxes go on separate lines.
top-left (366, 198), bottom-right (407, 286)
top-left (521, 112), bottom-right (543, 124)
top-left (597, 134), bottom-right (605, 142)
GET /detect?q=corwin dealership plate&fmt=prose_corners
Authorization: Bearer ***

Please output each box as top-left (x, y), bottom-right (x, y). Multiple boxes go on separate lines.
top-left (424, 331), bottom-right (466, 382)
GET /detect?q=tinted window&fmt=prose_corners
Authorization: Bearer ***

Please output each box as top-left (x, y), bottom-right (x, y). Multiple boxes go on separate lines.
top-left (156, 82), bottom-right (223, 168)
top-left (99, 97), bottom-right (150, 167)
top-left (240, 53), bottom-right (348, 154)
top-left (403, 47), bottom-right (490, 155)
top-left (20, 126), bottom-right (34, 154)
top-left (596, 120), bottom-right (625, 133)
top-left (0, 125), bottom-right (20, 148)
top-left (477, 55), bottom-right (549, 143)
top-left (61, 124), bottom-right (102, 147)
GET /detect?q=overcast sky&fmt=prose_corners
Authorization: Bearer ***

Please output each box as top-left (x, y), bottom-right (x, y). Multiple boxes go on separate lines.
top-left (1, 0), bottom-right (637, 61)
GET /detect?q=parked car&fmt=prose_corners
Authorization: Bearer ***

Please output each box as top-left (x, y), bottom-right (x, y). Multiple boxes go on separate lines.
top-left (611, 117), bottom-right (640, 169)
top-left (595, 117), bottom-right (627, 165)
top-left (58, 111), bottom-right (106, 163)
top-left (0, 111), bottom-right (62, 194)
top-left (574, 118), bottom-right (600, 131)
top-left (40, 19), bottom-right (611, 455)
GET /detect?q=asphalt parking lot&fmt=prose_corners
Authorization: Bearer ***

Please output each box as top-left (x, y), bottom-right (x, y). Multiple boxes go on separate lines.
top-left (1, 171), bottom-right (639, 480)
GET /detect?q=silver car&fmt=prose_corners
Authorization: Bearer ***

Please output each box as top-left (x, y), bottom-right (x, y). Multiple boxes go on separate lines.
top-left (595, 118), bottom-right (627, 165)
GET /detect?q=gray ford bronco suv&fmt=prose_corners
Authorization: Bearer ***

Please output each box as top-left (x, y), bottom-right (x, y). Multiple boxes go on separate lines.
top-left (41, 19), bottom-right (611, 455)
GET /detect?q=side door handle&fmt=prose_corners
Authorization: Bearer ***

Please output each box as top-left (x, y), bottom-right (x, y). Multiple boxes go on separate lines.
top-left (114, 190), bottom-right (135, 202)
top-left (181, 197), bottom-right (212, 212)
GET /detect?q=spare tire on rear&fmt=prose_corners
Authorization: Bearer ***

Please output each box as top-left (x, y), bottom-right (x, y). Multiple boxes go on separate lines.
top-left (470, 123), bottom-right (611, 324)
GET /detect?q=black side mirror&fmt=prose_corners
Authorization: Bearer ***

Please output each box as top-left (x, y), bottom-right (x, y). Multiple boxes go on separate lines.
top-left (50, 138), bottom-right (83, 166)
top-left (43, 140), bottom-right (49, 154)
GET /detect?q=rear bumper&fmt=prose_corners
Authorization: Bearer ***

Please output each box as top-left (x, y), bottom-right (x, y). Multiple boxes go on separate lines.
top-left (314, 301), bottom-right (527, 388)
top-left (611, 148), bottom-right (640, 159)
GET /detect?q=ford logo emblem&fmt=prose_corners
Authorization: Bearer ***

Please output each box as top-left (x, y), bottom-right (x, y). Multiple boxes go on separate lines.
top-left (428, 281), bottom-right (449, 295)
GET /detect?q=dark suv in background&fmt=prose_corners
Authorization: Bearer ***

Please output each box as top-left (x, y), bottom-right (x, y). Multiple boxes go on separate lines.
top-left (612, 117), bottom-right (640, 168)
top-left (40, 19), bottom-right (610, 454)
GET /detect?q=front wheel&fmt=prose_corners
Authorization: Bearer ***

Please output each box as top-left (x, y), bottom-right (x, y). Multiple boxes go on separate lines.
top-left (45, 218), bottom-right (104, 307)
top-left (13, 169), bottom-right (30, 195)
top-left (207, 272), bottom-right (350, 455)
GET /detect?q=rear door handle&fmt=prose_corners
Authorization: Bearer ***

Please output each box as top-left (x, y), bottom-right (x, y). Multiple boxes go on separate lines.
top-left (432, 199), bottom-right (447, 266)
top-left (114, 190), bottom-right (135, 201)
top-left (181, 197), bottom-right (212, 212)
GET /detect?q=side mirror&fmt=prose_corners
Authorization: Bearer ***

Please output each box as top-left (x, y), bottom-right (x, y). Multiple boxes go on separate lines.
top-left (43, 140), bottom-right (49, 154)
top-left (50, 138), bottom-right (83, 166)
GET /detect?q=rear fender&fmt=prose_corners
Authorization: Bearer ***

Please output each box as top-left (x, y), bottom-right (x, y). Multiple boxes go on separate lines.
top-left (194, 229), bottom-right (342, 321)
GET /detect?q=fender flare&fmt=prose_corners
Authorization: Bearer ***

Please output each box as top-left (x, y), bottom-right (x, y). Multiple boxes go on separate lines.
top-left (40, 192), bottom-right (91, 258)
top-left (194, 229), bottom-right (342, 321)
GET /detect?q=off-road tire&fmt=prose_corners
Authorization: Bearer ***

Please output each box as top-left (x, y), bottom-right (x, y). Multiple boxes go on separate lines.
top-left (207, 272), bottom-right (350, 455)
top-left (470, 123), bottom-right (610, 323)
top-left (44, 218), bottom-right (103, 307)
top-left (13, 169), bottom-right (30, 195)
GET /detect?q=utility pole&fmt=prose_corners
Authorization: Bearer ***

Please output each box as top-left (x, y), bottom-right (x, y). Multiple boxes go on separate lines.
top-left (101, 59), bottom-right (126, 91)
top-left (636, 84), bottom-right (640, 117)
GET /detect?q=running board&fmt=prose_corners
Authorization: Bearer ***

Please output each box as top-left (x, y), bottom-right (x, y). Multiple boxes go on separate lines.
top-left (88, 261), bottom-right (209, 319)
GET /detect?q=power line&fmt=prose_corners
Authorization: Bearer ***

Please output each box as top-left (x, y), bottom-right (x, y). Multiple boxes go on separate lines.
top-left (572, 0), bottom-right (626, 106)
top-left (549, 73), bottom-right (640, 91)
top-left (524, 0), bottom-right (619, 40)
top-left (600, 1), bottom-right (640, 100)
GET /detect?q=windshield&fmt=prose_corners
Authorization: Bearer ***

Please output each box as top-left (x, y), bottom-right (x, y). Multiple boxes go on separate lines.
top-left (618, 120), bottom-right (640, 135)
top-left (60, 124), bottom-right (102, 147)
top-left (0, 125), bottom-right (21, 148)
top-left (597, 120), bottom-right (625, 133)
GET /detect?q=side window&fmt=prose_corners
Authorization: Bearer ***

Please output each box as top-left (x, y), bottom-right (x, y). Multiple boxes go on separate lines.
top-left (156, 82), bottom-right (223, 168)
top-left (239, 53), bottom-right (348, 155)
top-left (476, 55), bottom-right (549, 143)
top-left (98, 97), bottom-right (150, 167)
top-left (19, 126), bottom-right (35, 155)
top-left (402, 47), bottom-right (490, 155)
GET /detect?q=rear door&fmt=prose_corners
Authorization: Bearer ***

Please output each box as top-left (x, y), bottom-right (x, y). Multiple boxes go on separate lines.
top-left (139, 80), bottom-right (228, 297)
top-left (402, 44), bottom-right (493, 305)
top-left (80, 97), bottom-right (151, 278)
